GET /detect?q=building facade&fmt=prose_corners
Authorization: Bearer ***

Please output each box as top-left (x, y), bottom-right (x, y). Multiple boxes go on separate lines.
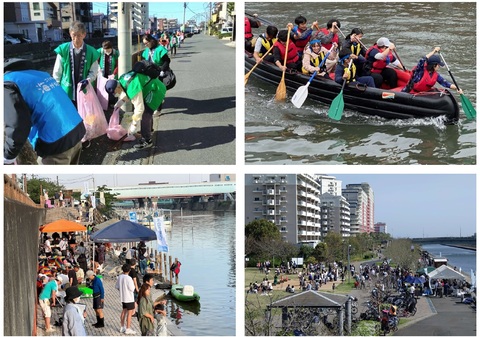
top-left (342, 183), bottom-right (374, 235)
top-left (374, 222), bottom-right (387, 233)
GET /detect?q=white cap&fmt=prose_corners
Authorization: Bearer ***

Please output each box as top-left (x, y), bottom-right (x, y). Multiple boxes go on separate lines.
top-left (376, 37), bottom-right (390, 47)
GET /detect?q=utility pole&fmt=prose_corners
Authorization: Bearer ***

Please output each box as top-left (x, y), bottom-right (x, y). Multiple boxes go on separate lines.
top-left (183, 2), bottom-right (186, 32)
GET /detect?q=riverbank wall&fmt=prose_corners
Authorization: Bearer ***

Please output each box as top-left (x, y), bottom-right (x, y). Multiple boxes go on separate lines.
top-left (4, 175), bottom-right (45, 336)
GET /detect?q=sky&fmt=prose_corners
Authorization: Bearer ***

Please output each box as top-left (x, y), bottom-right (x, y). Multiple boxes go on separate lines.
top-left (334, 174), bottom-right (476, 239)
top-left (36, 174), bottom-right (210, 190)
top-left (93, 2), bottom-right (211, 24)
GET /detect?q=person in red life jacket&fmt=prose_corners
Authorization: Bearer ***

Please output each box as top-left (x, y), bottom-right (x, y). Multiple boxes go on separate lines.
top-left (245, 14), bottom-right (262, 53)
top-left (253, 25), bottom-right (278, 63)
top-left (342, 28), bottom-right (367, 76)
top-left (291, 16), bottom-right (318, 56)
top-left (334, 48), bottom-right (375, 87)
top-left (301, 40), bottom-right (337, 78)
top-left (402, 47), bottom-right (463, 94)
top-left (273, 26), bottom-right (302, 72)
top-left (365, 37), bottom-right (403, 88)
top-left (312, 19), bottom-right (341, 73)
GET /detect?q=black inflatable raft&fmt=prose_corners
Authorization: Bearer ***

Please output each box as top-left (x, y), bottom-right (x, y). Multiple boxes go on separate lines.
top-left (245, 53), bottom-right (460, 124)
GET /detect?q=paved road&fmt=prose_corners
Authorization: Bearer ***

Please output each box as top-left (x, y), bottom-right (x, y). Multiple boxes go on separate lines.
top-left (83, 34), bottom-right (236, 165)
top-left (394, 295), bottom-right (476, 336)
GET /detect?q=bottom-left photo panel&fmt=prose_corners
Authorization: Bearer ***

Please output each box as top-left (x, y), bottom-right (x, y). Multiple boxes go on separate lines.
top-left (4, 173), bottom-right (236, 336)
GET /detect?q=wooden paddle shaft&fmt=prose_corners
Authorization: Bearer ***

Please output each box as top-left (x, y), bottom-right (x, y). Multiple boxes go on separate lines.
top-left (245, 45), bottom-right (275, 78)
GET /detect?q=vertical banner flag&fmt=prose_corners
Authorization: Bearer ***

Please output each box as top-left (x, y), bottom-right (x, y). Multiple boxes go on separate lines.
top-left (154, 217), bottom-right (169, 252)
top-left (90, 195), bottom-right (96, 209)
top-left (129, 212), bottom-right (137, 223)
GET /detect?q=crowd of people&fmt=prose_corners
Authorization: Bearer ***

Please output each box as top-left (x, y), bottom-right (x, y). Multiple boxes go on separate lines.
top-left (37, 225), bottom-right (168, 335)
top-left (246, 14), bottom-right (464, 93)
top-left (5, 20), bottom-right (174, 165)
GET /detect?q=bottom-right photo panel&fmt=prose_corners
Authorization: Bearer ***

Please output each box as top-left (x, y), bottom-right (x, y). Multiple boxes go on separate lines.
top-left (244, 174), bottom-right (476, 336)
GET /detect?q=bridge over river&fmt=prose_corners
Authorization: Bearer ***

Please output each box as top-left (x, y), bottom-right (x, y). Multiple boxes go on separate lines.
top-left (412, 236), bottom-right (476, 250)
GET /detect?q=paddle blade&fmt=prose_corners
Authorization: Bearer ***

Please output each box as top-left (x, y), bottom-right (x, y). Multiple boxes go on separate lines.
top-left (460, 94), bottom-right (476, 120)
top-left (328, 91), bottom-right (345, 120)
top-left (275, 80), bottom-right (287, 102)
top-left (291, 85), bottom-right (309, 108)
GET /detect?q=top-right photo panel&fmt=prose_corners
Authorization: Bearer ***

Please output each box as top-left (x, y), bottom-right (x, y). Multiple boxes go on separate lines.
top-left (244, 2), bottom-right (476, 165)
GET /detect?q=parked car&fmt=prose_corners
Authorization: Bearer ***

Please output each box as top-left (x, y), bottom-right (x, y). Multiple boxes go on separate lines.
top-left (4, 34), bottom-right (21, 44)
top-left (220, 27), bottom-right (233, 34)
top-left (8, 33), bottom-right (32, 43)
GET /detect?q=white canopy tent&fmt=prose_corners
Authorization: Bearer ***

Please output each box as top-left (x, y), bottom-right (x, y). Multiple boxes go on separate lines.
top-left (428, 264), bottom-right (466, 280)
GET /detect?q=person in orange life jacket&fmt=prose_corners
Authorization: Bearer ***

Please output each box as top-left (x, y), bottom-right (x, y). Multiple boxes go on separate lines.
top-left (245, 14), bottom-right (262, 53)
top-left (365, 37), bottom-right (403, 88)
top-left (301, 40), bottom-right (337, 78)
top-left (312, 19), bottom-right (341, 73)
top-left (291, 15), bottom-right (318, 56)
top-left (253, 25), bottom-right (278, 63)
top-left (273, 26), bottom-right (302, 72)
top-left (402, 47), bottom-right (463, 94)
top-left (342, 28), bottom-right (367, 76)
top-left (334, 48), bottom-right (375, 88)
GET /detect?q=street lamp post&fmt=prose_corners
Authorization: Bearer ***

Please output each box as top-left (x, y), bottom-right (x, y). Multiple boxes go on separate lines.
top-left (347, 244), bottom-right (351, 283)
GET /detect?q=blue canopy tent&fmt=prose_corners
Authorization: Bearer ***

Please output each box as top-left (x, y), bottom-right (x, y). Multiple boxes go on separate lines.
top-left (91, 219), bottom-right (157, 243)
top-left (90, 220), bottom-right (157, 268)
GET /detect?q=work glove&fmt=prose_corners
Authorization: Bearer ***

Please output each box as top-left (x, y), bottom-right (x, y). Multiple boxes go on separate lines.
top-left (128, 122), bottom-right (138, 135)
top-left (79, 79), bottom-right (89, 91)
top-left (159, 71), bottom-right (165, 78)
top-left (4, 157), bottom-right (17, 165)
top-left (114, 99), bottom-right (125, 109)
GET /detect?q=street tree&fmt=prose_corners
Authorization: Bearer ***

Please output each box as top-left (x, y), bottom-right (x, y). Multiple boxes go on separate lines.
top-left (245, 219), bottom-right (280, 241)
top-left (26, 175), bottom-right (64, 204)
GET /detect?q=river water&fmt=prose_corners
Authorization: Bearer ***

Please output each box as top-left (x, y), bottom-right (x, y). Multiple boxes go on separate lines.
top-left (148, 211), bottom-right (236, 336)
top-left (245, 2), bottom-right (476, 165)
top-left (421, 244), bottom-right (476, 274)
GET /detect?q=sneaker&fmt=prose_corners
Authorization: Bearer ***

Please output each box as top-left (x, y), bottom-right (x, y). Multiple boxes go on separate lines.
top-left (133, 138), bottom-right (152, 149)
top-left (125, 328), bottom-right (137, 335)
top-left (120, 326), bottom-right (126, 333)
top-left (45, 327), bottom-right (55, 333)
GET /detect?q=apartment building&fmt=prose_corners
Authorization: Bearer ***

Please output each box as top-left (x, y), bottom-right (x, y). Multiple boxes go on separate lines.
top-left (320, 193), bottom-right (351, 237)
top-left (109, 2), bottom-right (149, 33)
top-left (374, 222), bottom-right (387, 233)
top-left (342, 183), bottom-right (375, 235)
top-left (246, 174), bottom-right (340, 247)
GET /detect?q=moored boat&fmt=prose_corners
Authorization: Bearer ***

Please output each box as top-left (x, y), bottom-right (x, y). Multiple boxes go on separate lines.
top-left (170, 284), bottom-right (200, 302)
top-left (245, 53), bottom-right (460, 123)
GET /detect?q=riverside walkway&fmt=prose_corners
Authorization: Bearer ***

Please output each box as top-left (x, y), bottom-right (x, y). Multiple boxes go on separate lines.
top-left (79, 33), bottom-right (235, 165)
top-left (36, 261), bottom-right (182, 336)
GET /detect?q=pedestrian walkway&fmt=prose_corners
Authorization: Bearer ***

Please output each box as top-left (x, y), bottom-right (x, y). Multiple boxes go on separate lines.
top-left (36, 265), bottom-right (181, 336)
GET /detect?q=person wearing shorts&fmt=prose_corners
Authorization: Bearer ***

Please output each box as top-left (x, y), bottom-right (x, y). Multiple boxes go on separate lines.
top-left (86, 270), bottom-right (105, 328)
top-left (116, 263), bottom-right (137, 334)
top-left (39, 276), bottom-right (62, 332)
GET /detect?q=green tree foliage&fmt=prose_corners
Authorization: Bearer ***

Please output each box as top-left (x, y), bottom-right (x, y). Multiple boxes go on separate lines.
top-left (312, 242), bottom-right (327, 262)
top-left (245, 219), bottom-right (280, 241)
top-left (298, 245), bottom-right (314, 259)
top-left (323, 232), bottom-right (344, 262)
top-left (384, 238), bottom-right (418, 270)
top-left (95, 185), bottom-right (119, 215)
top-left (26, 175), bottom-right (64, 204)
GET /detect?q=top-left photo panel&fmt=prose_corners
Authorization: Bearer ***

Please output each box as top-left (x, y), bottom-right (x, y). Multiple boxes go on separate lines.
top-left (4, 2), bottom-right (236, 165)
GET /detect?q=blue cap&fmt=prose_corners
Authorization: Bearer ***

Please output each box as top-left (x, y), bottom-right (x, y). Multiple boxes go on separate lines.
top-left (427, 54), bottom-right (445, 66)
top-left (105, 79), bottom-right (118, 94)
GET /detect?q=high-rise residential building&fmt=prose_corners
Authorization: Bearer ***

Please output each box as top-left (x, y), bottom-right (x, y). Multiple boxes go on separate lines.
top-left (374, 222), bottom-right (387, 233)
top-left (245, 174), bottom-right (377, 244)
top-left (320, 193), bottom-right (351, 237)
top-left (315, 174), bottom-right (343, 196)
top-left (342, 183), bottom-right (374, 235)
top-left (109, 2), bottom-right (149, 33)
top-left (246, 174), bottom-right (341, 247)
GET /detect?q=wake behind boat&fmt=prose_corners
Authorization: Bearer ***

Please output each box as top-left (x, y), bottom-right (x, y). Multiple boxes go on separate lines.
top-left (245, 53), bottom-right (460, 124)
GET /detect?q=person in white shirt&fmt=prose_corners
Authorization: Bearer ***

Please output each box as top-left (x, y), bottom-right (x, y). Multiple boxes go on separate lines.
top-left (115, 264), bottom-right (136, 334)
